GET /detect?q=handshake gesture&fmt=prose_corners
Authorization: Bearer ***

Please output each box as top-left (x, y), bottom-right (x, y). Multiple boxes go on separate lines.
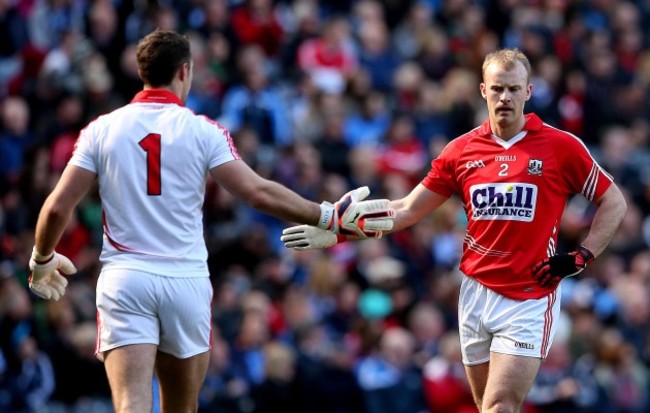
top-left (282, 187), bottom-right (395, 250)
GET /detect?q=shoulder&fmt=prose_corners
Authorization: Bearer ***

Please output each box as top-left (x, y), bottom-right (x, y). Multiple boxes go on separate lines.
top-left (91, 103), bottom-right (144, 127)
top-left (538, 122), bottom-right (591, 152)
top-left (194, 113), bottom-right (230, 134)
top-left (80, 109), bottom-right (121, 136)
top-left (190, 112), bottom-right (234, 143)
top-left (439, 129), bottom-right (478, 157)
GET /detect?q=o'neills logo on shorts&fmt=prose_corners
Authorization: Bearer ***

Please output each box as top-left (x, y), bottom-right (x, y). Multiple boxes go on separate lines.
top-left (515, 341), bottom-right (535, 349)
top-left (469, 183), bottom-right (538, 222)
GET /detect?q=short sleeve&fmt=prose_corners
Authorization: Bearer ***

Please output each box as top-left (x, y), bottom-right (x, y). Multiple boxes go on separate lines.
top-left (200, 116), bottom-right (241, 170)
top-left (420, 139), bottom-right (463, 197)
top-left (68, 122), bottom-right (97, 173)
top-left (557, 135), bottom-right (613, 201)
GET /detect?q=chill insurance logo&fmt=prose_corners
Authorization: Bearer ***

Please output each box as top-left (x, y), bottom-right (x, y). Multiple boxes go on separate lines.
top-left (469, 183), bottom-right (538, 222)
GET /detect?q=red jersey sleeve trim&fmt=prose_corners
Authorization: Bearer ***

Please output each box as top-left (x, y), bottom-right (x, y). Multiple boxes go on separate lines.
top-left (200, 115), bottom-right (242, 160)
top-left (543, 122), bottom-right (613, 202)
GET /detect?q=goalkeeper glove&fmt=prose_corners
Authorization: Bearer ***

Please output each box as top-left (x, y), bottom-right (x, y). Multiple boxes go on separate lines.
top-left (281, 225), bottom-right (346, 250)
top-left (317, 186), bottom-right (394, 238)
top-left (531, 246), bottom-right (594, 288)
top-left (28, 248), bottom-right (77, 301)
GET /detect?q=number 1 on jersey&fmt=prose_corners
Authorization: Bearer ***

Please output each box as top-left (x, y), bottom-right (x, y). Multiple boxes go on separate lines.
top-left (139, 133), bottom-right (162, 195)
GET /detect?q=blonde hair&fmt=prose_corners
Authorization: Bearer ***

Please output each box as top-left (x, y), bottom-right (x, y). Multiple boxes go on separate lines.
top-left (482, 48), bottom-right (532, 83)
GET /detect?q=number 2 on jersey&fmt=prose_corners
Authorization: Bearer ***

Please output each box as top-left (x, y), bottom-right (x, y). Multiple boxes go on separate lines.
top-left (138, 133), bottom-right (162, 195)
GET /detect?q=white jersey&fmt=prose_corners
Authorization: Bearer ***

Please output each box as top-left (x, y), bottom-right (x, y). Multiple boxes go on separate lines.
top-left (69, 89), bottom-right (240, 277)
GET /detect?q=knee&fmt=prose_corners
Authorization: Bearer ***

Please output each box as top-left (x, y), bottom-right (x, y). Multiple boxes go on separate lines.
top-left (483, 398), bottom-right (521, 413)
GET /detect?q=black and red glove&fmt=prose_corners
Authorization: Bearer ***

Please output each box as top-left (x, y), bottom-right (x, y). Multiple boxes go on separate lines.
top-left (532, 246), bottom-right (594, 288)
top-left (317, 186), bottom-right (394, 238)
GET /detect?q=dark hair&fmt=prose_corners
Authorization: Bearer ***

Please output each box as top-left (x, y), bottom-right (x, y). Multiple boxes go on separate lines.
top-left (136, 30), bottom-right (191, 87)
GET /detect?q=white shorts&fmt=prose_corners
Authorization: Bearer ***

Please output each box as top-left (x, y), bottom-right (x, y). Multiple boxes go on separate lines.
top-left (458, 276), bottom-right (560, 365)
top-left (95, 269), bottom-right (213, 360)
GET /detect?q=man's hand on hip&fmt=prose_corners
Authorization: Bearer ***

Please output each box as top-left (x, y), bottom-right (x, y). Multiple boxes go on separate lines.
top-left (317, 186), bottom-right (394, 238)
top-left (532, 246), bottom-right (594, 288)
top-left (29, 248), bottom-right (77, 301)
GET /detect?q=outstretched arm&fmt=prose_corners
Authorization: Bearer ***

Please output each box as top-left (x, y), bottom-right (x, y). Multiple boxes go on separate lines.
top-left (210, 160), bottom-right (393, 235)
top-left (210, 160), bottom-right (322, 226)
top-left (280, 184), bottom-right (450, 250)
top-left (386, 184), bottom-right (450, 234)
top-left (581, 183), bottom-right (627, 258)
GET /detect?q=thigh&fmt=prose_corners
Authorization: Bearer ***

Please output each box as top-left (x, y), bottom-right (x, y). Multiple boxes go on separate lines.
top-left (465, 361), bottom-right (489, 409)
top-left (458, 276), bottom-right (491, 365)
top-left (155, 350), bottom-right (210, 413)
top-left (104, 343), bottom-right (158, 413)
top-left (482, 352), bottom-right (541, 411)
top-left (490, 288), bottom-right (560, 359)
top-left (96, 269), bottom-right (161, 358)
top-left (158, 277), bottom-right (213, 358)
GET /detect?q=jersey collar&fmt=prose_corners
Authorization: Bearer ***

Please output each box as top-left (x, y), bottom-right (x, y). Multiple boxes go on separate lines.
top-left (131, 89), bottom-right (184, 106)
top-left (477, 113), bottom-right (543, 137)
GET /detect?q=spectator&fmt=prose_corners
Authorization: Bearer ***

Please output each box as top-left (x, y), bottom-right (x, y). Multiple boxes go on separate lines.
top-left (357, 20), bottom-right (402, 92)
top-left (293, 322), bottom-right (365, 413)
top-left (220, 48), bottom-right (291, 146)
top-left (230, 0), bottom-right (284, 58)
top-left (297, 16), bottom-right (357, 94)
top-left (28, 0), bottom-right (86, 52)
top-left (392, 2), bottom-right (435, 60)
top-left (230, 309), bottom-right (270, 388)
top-left (527, 338), bottom-right (604, 413)
top-left (355, 327), bottom-right (427, 413)
top-left (376, 113), bottom-right (427, 188)
top-left (422, 332), bottom-right (476, 413)
top-left (343, 90), bottom-right (391, 148)
top-left (0, 0), bottom-right (29, 94)
top-left (314, 110), bottom-right (351, 177)
top-left (593, 329), bottom-right (649, 413)
top-left (193, 0), bottom-right (238, 52)
top-left (198, 330), bottom-right (246, 413)
top-left (0, 97), bottom-right (33, 187)
top-left (250, 341), bottom-right (301, 413)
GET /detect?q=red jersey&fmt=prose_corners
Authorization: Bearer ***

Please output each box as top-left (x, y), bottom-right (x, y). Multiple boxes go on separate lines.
top-left (421, 113), bottom-right (612, 300)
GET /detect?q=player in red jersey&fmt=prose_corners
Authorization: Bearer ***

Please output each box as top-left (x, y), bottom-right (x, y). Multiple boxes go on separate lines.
top-left (281, 48), bottom-right (627, 413)
top-left (27, 30), bottom-right (394, 413)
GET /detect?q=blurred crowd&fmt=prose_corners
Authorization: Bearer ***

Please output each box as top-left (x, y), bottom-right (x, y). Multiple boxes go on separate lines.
top-left (1, 0), bottom-right (650, 412)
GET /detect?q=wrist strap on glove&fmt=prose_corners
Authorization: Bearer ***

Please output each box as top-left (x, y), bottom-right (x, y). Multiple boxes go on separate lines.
top-left (318, 202), bottom-right (334, 230)
top-left (32, 249), bottom-right (54, 264)
top-left (574, 245), bottom-right (595, 269)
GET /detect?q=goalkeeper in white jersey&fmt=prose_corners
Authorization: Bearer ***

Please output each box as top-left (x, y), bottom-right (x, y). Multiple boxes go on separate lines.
top-left (28, 30), bottom-right (394, 413)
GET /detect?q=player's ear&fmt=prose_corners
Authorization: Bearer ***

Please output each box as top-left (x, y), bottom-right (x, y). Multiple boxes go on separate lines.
top-left (480, 82), bottom-right (487, 99)
top-left (525, 83), bottom-right (533, 101)
top-left (178, 63), bottom-right (188, 82)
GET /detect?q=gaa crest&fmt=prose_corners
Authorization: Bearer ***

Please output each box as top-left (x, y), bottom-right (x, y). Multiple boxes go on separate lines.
top-left (527, 159), bottom-right (543, 175)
